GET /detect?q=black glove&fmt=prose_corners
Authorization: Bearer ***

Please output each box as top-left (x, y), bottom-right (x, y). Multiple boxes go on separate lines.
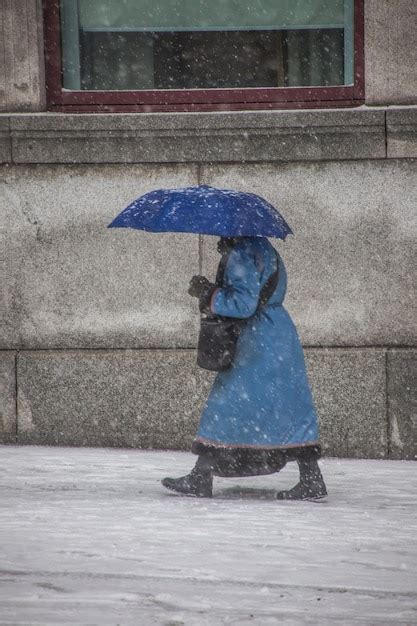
top-left (188, 275), bottom-right (216, 314)
top-left (188, 275), bottom-right (213, 298)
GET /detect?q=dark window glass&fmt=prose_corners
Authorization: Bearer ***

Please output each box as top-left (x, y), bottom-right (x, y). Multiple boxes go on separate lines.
top-left (60, 0), bottom-right (353, 91)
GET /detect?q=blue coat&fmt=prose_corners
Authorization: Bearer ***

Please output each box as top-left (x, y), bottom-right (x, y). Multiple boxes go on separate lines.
top-left (195, 237), bottom-right (319, 450)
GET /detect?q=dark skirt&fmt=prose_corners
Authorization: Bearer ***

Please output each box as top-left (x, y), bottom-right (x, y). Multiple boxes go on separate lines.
top-left (191, 441), bottom-right (321, 478)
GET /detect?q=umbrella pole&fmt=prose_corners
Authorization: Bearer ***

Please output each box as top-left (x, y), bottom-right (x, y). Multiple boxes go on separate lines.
top-left (198, 234), bottom-right (203, 275)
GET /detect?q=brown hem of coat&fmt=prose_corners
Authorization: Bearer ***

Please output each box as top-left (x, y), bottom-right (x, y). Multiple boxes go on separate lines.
top-left (193, 437), bottom-right (320, 451)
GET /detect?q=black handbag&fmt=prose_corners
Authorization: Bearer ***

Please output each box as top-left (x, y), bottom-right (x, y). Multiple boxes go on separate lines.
top-left (197, 251), bottom-right (279, 372)
top-left (197, 317), bottom-right (241, 371)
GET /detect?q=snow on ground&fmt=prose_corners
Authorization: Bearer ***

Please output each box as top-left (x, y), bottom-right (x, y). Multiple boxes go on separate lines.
top-left (0, 446), bottom-right (416, 625)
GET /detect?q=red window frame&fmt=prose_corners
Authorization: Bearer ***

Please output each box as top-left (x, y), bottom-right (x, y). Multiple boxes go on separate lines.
top-left (43, 0), bottom-right (364, 113)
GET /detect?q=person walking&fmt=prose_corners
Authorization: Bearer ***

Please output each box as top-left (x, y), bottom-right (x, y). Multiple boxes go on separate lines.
top-left (162, 235), bottom-right (327, 500)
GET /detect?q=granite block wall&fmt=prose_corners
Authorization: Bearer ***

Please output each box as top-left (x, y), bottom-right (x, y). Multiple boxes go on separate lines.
top-left (1, 158), bottom-right (416, 458)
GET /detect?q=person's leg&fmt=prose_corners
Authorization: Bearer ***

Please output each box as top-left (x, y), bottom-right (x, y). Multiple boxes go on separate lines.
top-left (161, 454), bottom-right (214, 497)
top-left (197, 447), bottom-right (288, 478)
top-left (276, 446), bottom-right (327, 501)
top-left (161, 447), bottom-right (290, 497)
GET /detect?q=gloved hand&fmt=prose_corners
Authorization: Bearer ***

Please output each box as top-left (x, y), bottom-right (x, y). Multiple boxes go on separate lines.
top-left (188, 275), bottom-right (213, 298)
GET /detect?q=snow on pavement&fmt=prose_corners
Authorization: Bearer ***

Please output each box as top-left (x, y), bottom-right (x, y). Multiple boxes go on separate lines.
top-left (0, 446), bottom-right (416, 625)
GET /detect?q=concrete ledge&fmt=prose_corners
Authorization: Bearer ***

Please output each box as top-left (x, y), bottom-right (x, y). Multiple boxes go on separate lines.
top-left (388, 349), bottom-right (417, 460)
top-left (0, 118), bottom-right (11, 163)
top-left (0, 352), bottom-right (16, 443)
top-left (15, 347), bottom-right (389, 458)
top-left (0, 107), bottom-right (414, 164)
top-left (387, 109), bottom-right (417, 158)
top-left (6, 109), bottom-right (386, 164)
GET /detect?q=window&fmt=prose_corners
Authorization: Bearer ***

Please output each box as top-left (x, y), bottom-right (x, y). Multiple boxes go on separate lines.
top-left (45, 0), bottom-right (364, 111)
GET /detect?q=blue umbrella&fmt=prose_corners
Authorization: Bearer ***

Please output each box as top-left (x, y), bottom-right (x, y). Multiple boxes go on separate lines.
top-left (108, 185), bottom-right (292, 239)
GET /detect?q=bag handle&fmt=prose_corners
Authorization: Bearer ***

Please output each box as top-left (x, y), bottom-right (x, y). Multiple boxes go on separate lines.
top-left (215, 252), bottom-right (230, 287)
top-left (257, 250), bottom-right (279, 310)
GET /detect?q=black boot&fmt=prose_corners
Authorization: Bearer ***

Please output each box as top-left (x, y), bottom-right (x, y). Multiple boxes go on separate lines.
top-left (276, 459), bottom-right (327, 501)
top-left (162, 463), bottom-right (213, 498)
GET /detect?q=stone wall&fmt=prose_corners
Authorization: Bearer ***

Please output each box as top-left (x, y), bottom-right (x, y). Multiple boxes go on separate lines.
top-left (1, 347), bottom-right (413, 460)
top-left (0, 0), bottom-right (45, 112)
top-left (0, 111), bottom-right (416, 458)
top-left (1, 0), bottom-right (416, 458)
top-left (365, 0), bottom-right (417, 105)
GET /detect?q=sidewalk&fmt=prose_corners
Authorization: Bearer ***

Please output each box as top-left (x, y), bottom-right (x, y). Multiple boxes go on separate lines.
top-left (0, 446), bottom-right (416, 625)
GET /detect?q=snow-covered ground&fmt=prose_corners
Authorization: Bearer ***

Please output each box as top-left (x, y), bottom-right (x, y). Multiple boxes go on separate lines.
top-left (0, 446), bottom-right (416, 625)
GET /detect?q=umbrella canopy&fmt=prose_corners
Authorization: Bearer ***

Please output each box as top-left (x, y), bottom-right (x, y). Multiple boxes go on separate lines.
top-left (108, 185), bottom-right (292, 239)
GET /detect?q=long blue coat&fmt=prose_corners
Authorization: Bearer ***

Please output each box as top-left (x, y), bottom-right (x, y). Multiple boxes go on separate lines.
top-left (195, 237), bottom-right (319, 450)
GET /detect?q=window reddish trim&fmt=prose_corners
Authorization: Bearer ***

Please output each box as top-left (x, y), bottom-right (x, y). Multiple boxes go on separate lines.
top-left (49, 100), bottom-right (362, 114)
top-left (43, 0), bottom-right (365, 112)
top-left (353, 0), bottom-right (365, 99)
